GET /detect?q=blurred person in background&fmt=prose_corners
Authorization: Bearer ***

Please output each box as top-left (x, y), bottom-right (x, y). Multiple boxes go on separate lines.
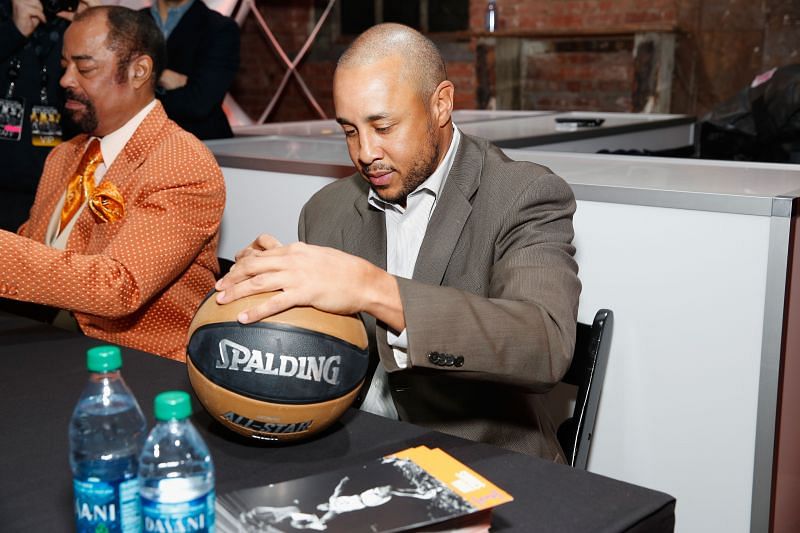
top-left (144, 0), bottom-right (239, 139)
top-left (0, 0), bottom-right (98, 231)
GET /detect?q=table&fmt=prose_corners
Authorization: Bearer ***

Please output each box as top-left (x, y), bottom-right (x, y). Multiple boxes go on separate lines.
top-left (0, 312), bottom-right (675, 532)
top-left (229, 110), bottom-right (695, 153)
top-left (458, 111), bottom-right (695, 152)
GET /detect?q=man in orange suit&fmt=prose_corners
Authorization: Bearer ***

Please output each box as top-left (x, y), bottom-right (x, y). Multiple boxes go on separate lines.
top-left (0, 6), bottom-right (225, 360)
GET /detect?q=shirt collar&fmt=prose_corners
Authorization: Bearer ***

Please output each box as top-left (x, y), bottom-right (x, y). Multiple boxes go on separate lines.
top-left (150, 0), bottom-right (195, 38)
top-left (368, 124), bottom-right (461, 213)
top-left (98, 99), bottom-right (157, 169)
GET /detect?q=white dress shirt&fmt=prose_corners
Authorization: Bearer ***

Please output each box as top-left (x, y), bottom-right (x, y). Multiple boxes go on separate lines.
top-left (360, 124), bottom-right (461, 419)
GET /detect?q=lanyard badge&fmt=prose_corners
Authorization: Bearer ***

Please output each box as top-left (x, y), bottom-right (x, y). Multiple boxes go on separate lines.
top-left (1, 48), bottom-right (63, 146)
top-left (0, 57), bottom-right (24, 142)
top-left (31, 65), bottom-right (62, 146)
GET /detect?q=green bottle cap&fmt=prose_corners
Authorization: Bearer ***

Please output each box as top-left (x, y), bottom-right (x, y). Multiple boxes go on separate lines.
top-left (86, 345), bottom-right (122, 373)
top-left (154, 391), bottom-right (192, 421)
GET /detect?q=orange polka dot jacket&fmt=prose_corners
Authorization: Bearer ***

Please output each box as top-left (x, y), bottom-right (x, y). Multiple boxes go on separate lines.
top-left (6, 102), bottom-right (225, 361)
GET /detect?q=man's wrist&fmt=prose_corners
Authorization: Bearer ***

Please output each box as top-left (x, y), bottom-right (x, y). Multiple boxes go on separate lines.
top-left (361, 263), bottom-right (405, 332)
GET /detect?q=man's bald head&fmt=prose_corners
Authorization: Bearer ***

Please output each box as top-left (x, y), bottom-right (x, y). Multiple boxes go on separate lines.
top-left (337, 23), bottom-right (447, 100)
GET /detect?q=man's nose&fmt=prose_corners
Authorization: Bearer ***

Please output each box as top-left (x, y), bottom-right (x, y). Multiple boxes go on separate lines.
top-left (358, 132), bottom-right (383, 166)
top-left (59, 66), bottom-right (75, 89)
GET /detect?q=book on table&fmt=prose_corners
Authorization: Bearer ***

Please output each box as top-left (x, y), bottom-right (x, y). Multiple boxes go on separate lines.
top-left (216, 446), bottom-right (513, 532)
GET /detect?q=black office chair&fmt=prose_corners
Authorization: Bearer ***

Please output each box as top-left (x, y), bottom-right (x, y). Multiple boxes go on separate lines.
top-left (217, 257), bottom-right (235, 281)
top-left (557, 309), bottom-right (613, 470)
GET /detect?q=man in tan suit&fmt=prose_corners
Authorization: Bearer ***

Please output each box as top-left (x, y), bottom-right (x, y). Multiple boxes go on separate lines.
top-left (0, 6), bottom-right (225, 360)
top-left (216, 24), bottom-right (579, 459)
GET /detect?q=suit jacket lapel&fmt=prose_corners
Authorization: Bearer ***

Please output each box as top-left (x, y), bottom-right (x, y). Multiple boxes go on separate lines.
top-left (26, 140), bottom-right (86, 242)
top-left (102, 101), bottom-right (167, 189)
top-left (349, 190), bottom-right (387, 270)
top-left (413, 133), bottom-right (481, 285)
top-left (68, 103), bottom-right (167, 245)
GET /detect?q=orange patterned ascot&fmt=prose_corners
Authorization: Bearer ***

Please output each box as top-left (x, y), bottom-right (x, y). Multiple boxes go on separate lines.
top-left (88, 181), bottom-right (125, 225)
top-left (58, 138), bottom-right (124, 235)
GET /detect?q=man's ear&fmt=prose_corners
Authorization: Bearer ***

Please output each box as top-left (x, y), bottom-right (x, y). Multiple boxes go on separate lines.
top-left (129, 55), bottom-right (154, 90)
top-left (431, 80), bottom-right (454, 128)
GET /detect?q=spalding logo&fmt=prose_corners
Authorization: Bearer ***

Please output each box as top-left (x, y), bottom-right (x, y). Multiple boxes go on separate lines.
top-left (188, 322), bottom-right (369, 403)
top-left (217, 339), bottom-right (341, 386)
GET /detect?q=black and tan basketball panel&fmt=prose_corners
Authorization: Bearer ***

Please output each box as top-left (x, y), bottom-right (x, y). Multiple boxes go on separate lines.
top-left (187, 291), bottom-right (369, 441)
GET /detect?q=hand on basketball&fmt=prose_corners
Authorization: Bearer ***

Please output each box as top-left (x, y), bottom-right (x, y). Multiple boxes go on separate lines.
top-left (234, 233), bottom-right (283, 261)
top-left (215, 236), bottom-right (404, 330)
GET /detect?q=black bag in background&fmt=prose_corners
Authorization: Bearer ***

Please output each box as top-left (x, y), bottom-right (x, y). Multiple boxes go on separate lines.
top-left (699, 64), bottom-right (800, 163)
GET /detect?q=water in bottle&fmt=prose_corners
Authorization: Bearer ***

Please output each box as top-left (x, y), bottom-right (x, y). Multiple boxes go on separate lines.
top-left (139, 391), bottom-right (215, 532)
top-left (69, 345), bottom-right (147, 533)
top-left (485, 0), bottom-right (498, 32)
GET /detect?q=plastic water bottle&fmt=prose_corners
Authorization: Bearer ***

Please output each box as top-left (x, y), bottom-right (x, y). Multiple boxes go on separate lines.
top-left (139, 391), bottom-right (215, 532)
top-left (485, 0), bottom-right (498, 32)
top-left (69, 345), bottom-right (147, 533)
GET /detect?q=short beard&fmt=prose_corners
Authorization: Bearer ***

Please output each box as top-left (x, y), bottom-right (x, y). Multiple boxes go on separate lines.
top-left (366, 122), bottom-right (441, 206)
top-left (64, 90), bottom-right (98, 134)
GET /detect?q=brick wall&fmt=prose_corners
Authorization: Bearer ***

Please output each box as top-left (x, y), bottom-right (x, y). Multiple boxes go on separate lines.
top-left (228, 0), bottom-right (800, 121)
top-left (468, 0), bottom-right (677, 32)
top-left (444, 57), bottom-right (478, 110)
top-left (228, 1), bottom-right (478, 122)
top-left (520, 38), bottom-right (635, 111)
top-left (229, 0), bottom-right (336, 122)
top-left (673, 0), bottom-right (800, 116)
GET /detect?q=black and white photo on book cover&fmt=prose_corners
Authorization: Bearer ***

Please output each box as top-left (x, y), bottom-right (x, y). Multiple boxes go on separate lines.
top-left (216, 454), bottom-right (481, 532)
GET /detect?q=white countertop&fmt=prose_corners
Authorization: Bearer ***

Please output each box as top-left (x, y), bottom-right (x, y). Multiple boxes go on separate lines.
top-left (205, 136), bottom-right (800, 215)
top-left (231, 110), bottom-right (555, 138)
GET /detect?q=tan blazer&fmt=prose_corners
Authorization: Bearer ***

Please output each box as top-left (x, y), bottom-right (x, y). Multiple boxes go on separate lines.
top-left (299, 133), bottom-right (581, 460)
top-left (0, 102), bottom-right (225, 360)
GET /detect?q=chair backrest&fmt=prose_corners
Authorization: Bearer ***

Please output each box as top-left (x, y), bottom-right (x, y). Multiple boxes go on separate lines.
top-left (557, 309), bottom-right (613, 469)
top-left (217, 257), bottom-right (235, 281)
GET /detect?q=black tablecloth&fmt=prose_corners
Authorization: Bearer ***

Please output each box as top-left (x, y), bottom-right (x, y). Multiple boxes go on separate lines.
top-left (0, 312), bottom-right (675, 532)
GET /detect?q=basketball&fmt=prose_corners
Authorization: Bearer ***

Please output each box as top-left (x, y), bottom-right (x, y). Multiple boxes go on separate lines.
top-left (186, 291), bottom-right (369, 442)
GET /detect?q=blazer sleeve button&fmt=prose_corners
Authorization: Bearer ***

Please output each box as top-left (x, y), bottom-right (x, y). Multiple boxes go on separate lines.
top-left (454, 356), bottom-right (465, 367)
top-left (427, 352), bottom-right (440, 364)
top-left (444, 354), bottom-right (455, 366)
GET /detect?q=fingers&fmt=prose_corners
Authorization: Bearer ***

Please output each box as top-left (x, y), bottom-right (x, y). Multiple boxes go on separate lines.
top-left (78, 0), bottom-right (100, 10)
top-left (254, 233), bottom-right (283, 250)
top-left (158, 70), bottom-right (189, 91)
top-left (235, 290), bottom-right (295, 324)
top-left (216, 250), bottom-right (284, 291)
top-left (213, 241), bottom-right (371, 322)
top-left (216, 266), bottom-right (287, 304)
top-left (214, 267), bottom-right (298, 324)
top-left (12, 0), bottom-right (45, 36)
top-left (61, 0), bottom-right (98, 19)
top-left (234, 234), bottom-right (282, 262)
